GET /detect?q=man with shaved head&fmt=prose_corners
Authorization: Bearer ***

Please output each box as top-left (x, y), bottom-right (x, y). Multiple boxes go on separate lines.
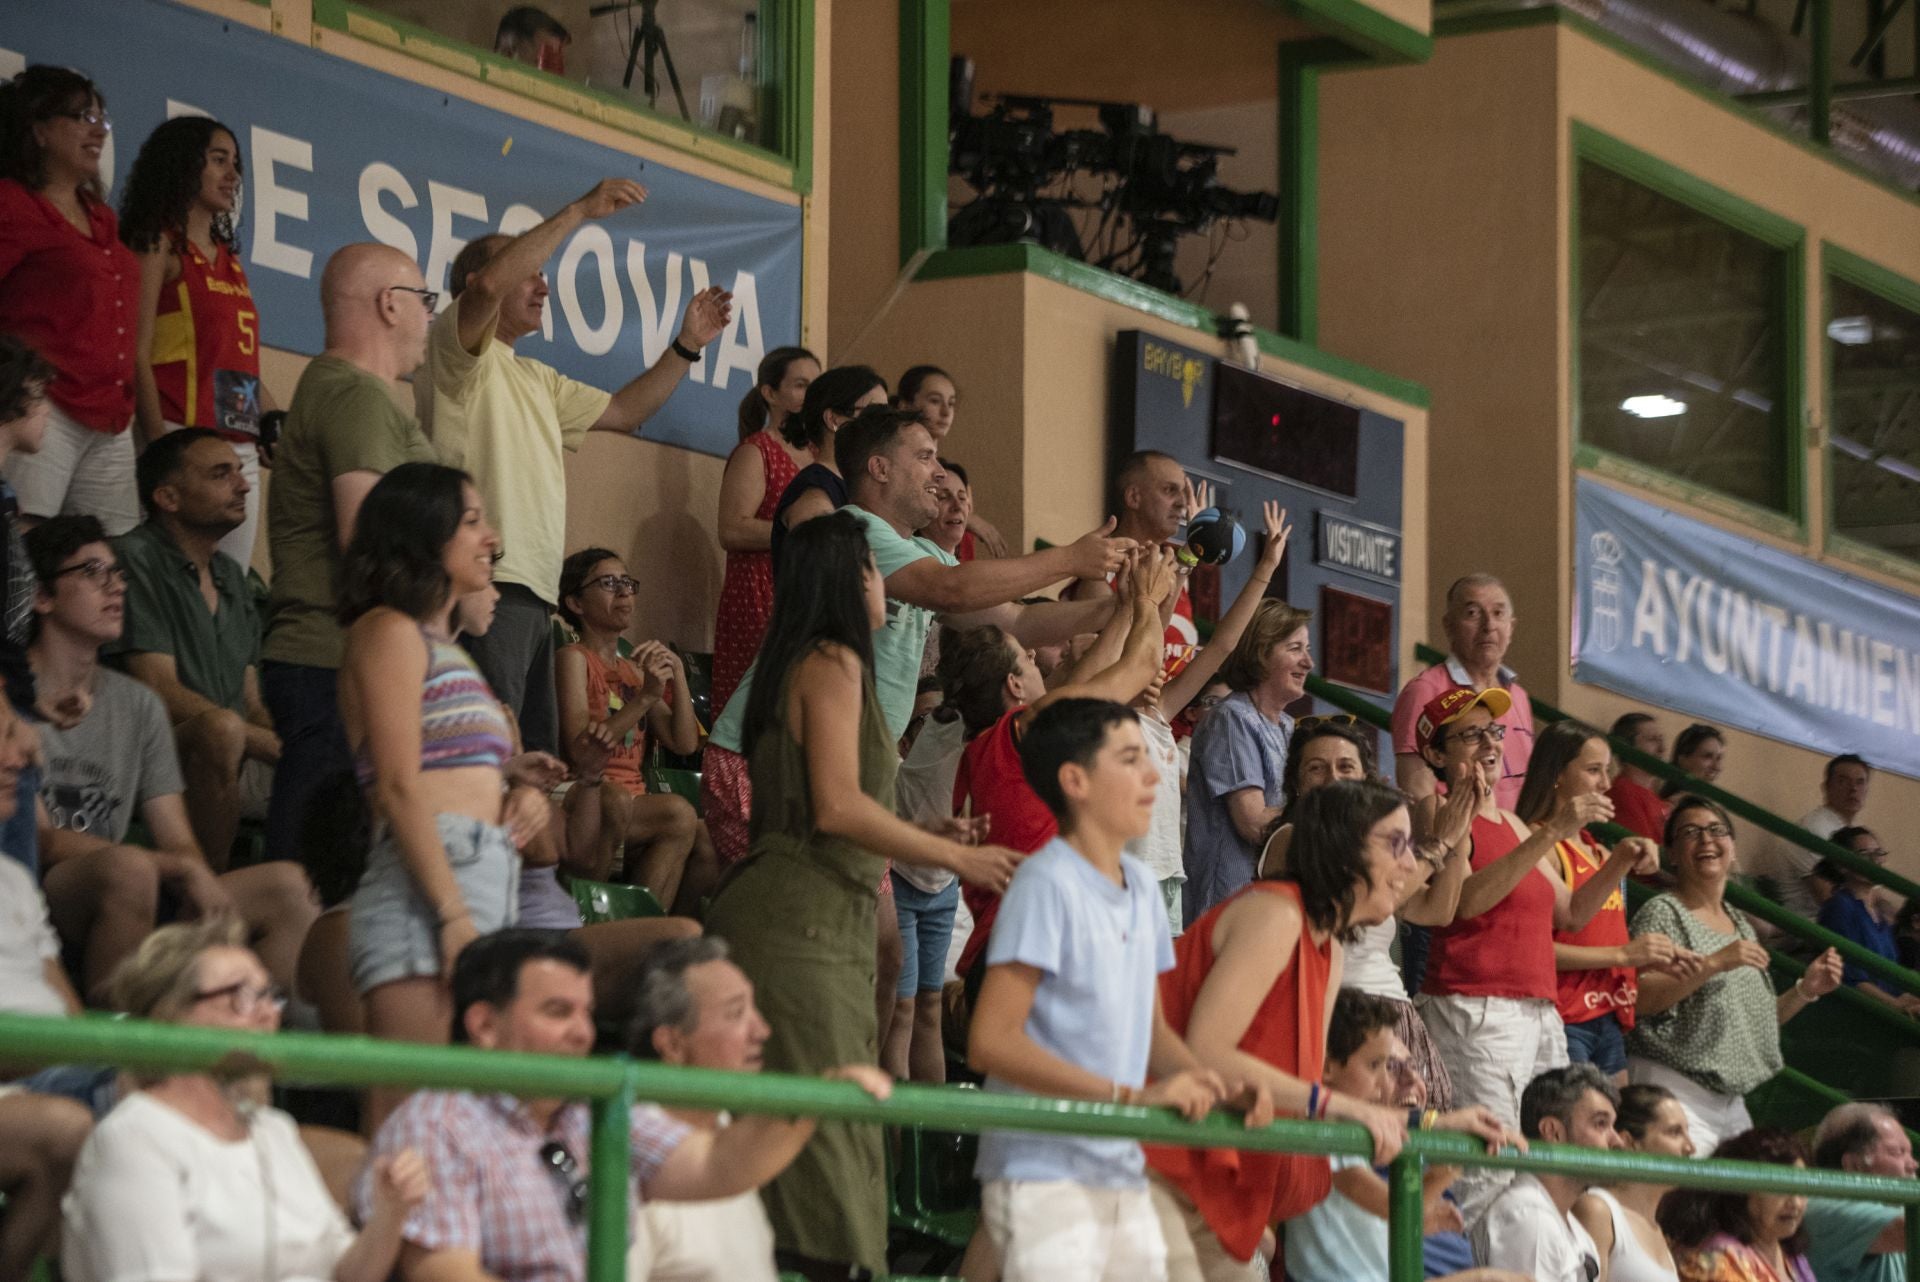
top-left (259, 242), bottom-right (437, 864)
top-left (1390, 573), bottom-right (1536, 808)
top-left (421, 179), bottom-right (730, 752)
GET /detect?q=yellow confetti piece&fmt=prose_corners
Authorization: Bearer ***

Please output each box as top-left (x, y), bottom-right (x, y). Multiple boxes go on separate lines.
top-left (501, 137), bottom-right (514, 155)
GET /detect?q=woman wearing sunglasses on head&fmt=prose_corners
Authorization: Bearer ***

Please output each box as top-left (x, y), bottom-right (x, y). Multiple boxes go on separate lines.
top-left (62, 917), bottom-right (429, 1282)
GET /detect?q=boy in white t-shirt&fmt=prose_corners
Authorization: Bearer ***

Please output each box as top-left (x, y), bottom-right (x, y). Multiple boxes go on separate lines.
top-left (968, 697), bottom-right (1256, 1282)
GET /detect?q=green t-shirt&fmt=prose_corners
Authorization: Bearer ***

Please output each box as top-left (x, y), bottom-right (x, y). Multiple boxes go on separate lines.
top-left (262, 356), bottom-right (435, 669)
top-left (108, 522), bottom-right (258, 716)
top-left (1805, 1197), bottom-right (1904, 1282)
top-left (843, 504), bottom-right (957, 741)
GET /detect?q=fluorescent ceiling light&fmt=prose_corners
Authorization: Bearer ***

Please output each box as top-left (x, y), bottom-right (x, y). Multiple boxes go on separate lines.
top-left (1621, 394), bottom-right (1686, 418)
top-left (1828, 316), bottom-right (1875, 346)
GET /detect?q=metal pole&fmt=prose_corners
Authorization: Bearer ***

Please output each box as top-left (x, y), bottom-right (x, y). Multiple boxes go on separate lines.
top-left (1906, 1197), bottom-right (1920, 1282)
top-left (587, 1069), bottom-right (635, 1282)
top-left (1389, 1153), bottom-right (1426, 1282)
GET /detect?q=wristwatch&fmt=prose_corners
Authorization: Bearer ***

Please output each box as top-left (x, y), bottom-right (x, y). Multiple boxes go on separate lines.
top-left (671, 337), bottom-right (702, 362)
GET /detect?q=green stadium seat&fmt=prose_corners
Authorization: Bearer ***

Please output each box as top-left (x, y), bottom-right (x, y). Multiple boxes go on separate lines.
top-left (569, 878), bottom-right (665, 923)
top-left (644, 766), bottom-right (704, 814)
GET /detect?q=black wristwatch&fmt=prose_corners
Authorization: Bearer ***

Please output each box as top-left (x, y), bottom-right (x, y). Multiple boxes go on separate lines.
top-left (670, 337), bottom-right (702, 363)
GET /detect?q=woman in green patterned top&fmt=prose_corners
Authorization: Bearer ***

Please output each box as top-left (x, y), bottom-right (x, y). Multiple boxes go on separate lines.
top-left (702, 510), bottom-right (1020, 1280)
top-left (1626, 795), bottom-right (1843, 1156)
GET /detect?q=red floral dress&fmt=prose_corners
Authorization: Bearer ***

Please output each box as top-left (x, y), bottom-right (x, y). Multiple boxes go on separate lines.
top-left (711, 430), bottom-right (799, 716)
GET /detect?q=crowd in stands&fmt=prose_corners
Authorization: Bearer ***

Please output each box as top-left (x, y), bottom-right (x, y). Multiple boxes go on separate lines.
top-left (0, 57), bottom-right (1912, 1282)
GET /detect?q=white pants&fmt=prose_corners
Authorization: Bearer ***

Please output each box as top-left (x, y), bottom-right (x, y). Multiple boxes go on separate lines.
top-left (163, 425), bottom-right (262, 570)
top-left (4, 404), bottom-right (137, 534)
top-left (1626, 1056), bottom-right (1752, 1157)
top-left (1416, 993), bottom-right (1568, 1227)
top-left (983, 1179), bottom-right (1170, 1282)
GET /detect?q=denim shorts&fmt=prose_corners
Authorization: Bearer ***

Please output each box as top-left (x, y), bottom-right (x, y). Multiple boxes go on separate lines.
top-left (892, 876), bottom-right (960, 997)
top-left (1563, 1009), bottom-right (1629, 1076)
top-left (348, 813), bottom-right (520, 992)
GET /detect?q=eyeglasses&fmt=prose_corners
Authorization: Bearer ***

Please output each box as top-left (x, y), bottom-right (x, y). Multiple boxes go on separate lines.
top-left (1447, 723), bottom-right (1508, 749)
top-left (537, 1141), bottom-right (588, 1224)
top-left (53, 558), bottom-right (129, 587)
top-left (192, 981), bottom-right (287, 1017)
top-left (584, 574), bottom-right (638, 596)
top-left (1583, 1254), bottom-right (1601, 1282)
top-left (1674, 822), bottom-right (1733, 843)
top-left (385, 285), bottom-right (441, 312)
top-left (1855, 847), bottom-right (1891, 861)
top-left (1297, 713), bottom-right (1360, 732)
top-left (56, 109), bottom-right (112, 132)
top-left (1192, 694), bottom-right (1225, 711)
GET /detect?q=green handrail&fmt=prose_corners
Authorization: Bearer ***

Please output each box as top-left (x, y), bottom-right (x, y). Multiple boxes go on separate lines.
top-left (3, 1012), bottom-right (1918, 1260)
top-left (1410, 641), bottom-right (1920, 902)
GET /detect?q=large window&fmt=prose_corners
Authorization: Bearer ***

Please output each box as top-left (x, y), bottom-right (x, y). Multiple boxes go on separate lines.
top-left (1828, 264), bottom-right (1920, 566)
top-left (1576, 152), bottom-right (1797, 517)
top-left (339, 0), bottom-right (800, 170)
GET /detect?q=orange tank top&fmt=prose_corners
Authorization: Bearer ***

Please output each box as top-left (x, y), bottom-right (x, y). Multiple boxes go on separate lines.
top-left (567, 642), bottom-right (657, 796)
top-left (1144, 880), bottom-right (1333, 1262)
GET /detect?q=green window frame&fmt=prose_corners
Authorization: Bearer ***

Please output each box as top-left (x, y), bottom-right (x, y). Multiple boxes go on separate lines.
top-left (1821, 243), bottom-right (1920, 583)
top-left (312, 0), bottom-right (813, 192)
top-left (1571, 122), bottom-right (1807, 540)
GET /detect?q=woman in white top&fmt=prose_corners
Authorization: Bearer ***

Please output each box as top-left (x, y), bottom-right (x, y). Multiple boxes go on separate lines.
top-left (1575, 1083), bottom-right (1692, 1282)
top-left (63, 918), bottom-right (428, 1282)
top-left (1259, 718), bottom-right (1482, 1107)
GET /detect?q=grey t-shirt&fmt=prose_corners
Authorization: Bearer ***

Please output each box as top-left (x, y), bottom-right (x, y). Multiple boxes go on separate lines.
top-left (39, 668), bottom-right (184, 843)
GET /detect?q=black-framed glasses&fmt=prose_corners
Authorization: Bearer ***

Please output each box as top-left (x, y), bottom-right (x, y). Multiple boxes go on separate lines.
top-left (56, 109), bottom-right (112, 132)
top-left (1674, 822), bottom-right (1733, 843)
top-left (192, 981), bottom-right (287, 1017)
top-left (53, 558), bottom-right (129, 587)
top-left (585, 574), bottom-right (638, 596)
top-left (1449, 723), bottom-right (1508, 748)
top-left (537, 1141), bottom-right (588, 1224)
top-left (385, 284), bottom-right (441, 312)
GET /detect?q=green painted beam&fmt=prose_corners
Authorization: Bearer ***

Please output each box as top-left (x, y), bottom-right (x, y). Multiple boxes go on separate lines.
top-left (1280, 40), bottom-right (1367, 343)
top-left (1811, 0), bottom-right (1833, 145)
top-left (898, 0), bottom-right (949, 263)
top-left (1280, 0), bottom-right (1435, 63)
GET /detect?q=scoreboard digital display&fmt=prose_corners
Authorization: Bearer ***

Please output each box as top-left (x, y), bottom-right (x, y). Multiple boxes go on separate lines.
top-left (1210, 361), bottom-right (1363, 499)
top-left (1320, 585), bottom-right (1395, 695)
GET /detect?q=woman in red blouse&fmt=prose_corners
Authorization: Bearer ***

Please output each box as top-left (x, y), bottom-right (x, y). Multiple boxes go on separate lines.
top-left (120, 114), bottom-right (281, 568)
top-left (0, 67), bottom-right (142, 534)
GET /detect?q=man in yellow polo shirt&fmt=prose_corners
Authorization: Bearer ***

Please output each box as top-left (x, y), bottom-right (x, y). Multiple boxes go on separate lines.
top-left (419, 178), bottom-right (731, 752)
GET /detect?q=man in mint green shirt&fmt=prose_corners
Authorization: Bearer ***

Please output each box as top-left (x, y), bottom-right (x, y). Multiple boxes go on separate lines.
top-left (1806, 1103), bottom-right (1913, 1282)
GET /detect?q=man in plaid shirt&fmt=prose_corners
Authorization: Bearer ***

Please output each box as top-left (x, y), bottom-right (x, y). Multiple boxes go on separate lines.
top-left (360, 930), bottom-right (884, 1282)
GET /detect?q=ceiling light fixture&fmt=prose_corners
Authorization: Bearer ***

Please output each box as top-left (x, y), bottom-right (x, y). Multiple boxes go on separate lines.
top-left (1621, 394), bottom-right (1687, 418)
top-left (1828, 316), bottom-right (1875, 346)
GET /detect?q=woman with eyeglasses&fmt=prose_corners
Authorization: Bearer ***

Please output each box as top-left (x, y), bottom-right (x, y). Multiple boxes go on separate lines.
top-left (1515, 720), bottom-right (1687, 1085)
top-left (1814, 826), bottom-right (1920, 1015)
top-left (1627, 796), bottom-right (1843, 1154)
top-left (62, 917), bottom-right (430, 1282)
top-left (339, 464), bottom-right (550, 1126)
top-left (1259, 716), bottom-right (1479, 1110)
top-left (554, 546), bottom-right (714, 913)
top-left (118, 114), bottom-right (279, 567)
top-left (1659, 1128), bottom-right (1819, 1282)
top-left (0, 66), bottom-right (143, 534)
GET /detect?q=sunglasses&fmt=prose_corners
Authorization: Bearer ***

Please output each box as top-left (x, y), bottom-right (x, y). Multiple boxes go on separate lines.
top-left (537, 1141), bottom-right (588, 1224)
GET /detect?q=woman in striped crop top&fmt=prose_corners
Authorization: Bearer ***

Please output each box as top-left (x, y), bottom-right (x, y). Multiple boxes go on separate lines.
top-left (337, 463), bottom-right (540, 1124)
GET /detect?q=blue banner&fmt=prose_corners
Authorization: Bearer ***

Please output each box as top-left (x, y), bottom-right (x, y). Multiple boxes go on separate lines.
top-left (0, 0), bottom-right (803, 457)
top-left (1575, 478), bottom-right (1920, 779)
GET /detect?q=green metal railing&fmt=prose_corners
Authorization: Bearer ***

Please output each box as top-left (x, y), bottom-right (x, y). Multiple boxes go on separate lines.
top-left (5, 1010), bottom-right (1918, 1282)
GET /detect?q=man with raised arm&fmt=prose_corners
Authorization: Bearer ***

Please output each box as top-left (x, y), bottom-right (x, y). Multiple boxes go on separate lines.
top-left (422, 181), bottom-right (732, 752)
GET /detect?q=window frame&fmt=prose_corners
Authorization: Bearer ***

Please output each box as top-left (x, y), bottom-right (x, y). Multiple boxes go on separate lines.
top-left (311, 0), bottom-right (814, 192)
top-left (1569, 122), bottom-right (1807, 542)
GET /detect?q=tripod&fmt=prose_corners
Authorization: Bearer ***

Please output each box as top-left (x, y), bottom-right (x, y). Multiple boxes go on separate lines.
top-left (620, 0), bottom-right (690, 119)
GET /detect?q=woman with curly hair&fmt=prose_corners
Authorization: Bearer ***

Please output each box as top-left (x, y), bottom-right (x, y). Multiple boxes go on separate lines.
top-left (120, 114), bottom-right (278, 566)
top-left (0, 66), bottom-right (141, 534)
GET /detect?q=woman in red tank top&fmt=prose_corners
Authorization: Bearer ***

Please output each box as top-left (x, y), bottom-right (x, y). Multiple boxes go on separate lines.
top-left (1144, 779), bottom-right (1432, 1272)
top-left (1516, 719), bottom-right (1688, 1083)
top-left (710, 346), bottom-right (818, 716)
top-left (120, 115), bottom-right (278, 567)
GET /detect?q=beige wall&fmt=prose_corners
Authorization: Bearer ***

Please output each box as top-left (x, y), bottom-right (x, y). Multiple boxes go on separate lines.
top-left (1317, 19), bottom-right (1920, 865)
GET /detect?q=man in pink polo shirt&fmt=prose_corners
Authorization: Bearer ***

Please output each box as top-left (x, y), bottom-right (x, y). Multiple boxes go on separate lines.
top-left (1392, 574), bottom-right (1536, 809)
